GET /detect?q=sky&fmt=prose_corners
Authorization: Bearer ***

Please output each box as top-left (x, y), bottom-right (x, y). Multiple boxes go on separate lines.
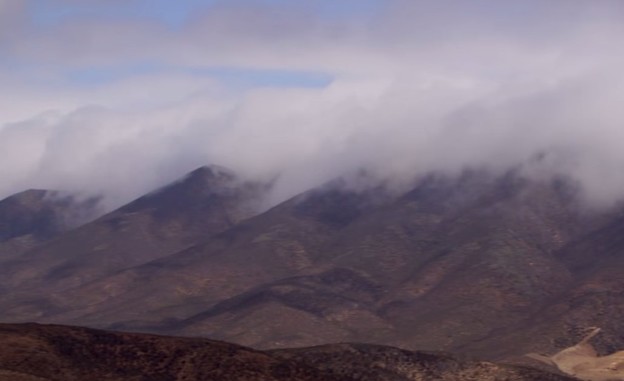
top-left (1, 0), bottom-right (624, 210)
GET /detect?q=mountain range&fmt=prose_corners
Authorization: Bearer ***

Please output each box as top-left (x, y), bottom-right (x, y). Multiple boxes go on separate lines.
top-left (1, 164), bottom-right (624, 380)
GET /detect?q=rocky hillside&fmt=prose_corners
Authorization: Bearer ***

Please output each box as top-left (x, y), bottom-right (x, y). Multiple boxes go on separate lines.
top-left (0, 323), bottom-right (575, 381)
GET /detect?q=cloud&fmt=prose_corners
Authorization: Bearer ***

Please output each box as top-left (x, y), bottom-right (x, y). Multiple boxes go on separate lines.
top-left (2, 0), bottom-right (624, 211)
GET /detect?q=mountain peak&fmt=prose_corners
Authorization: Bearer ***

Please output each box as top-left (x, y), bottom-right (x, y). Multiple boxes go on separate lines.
top-left (187, 165), bottom-right (236, 180)
top-left (120, 165), bottom-right (242, 215)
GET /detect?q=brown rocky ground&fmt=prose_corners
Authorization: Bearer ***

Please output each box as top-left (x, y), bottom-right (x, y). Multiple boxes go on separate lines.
top-left (0, 323), bottom-right (575, 381)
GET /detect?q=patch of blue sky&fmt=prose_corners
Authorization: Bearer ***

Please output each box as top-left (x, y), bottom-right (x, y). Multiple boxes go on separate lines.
top-left (30, 0), bottom-right (217, 28)
top-left (65, 62), bottom-right (163, 86)
top-left (64, 63), bottom-right (333, 89)
top-left (188, 66), bottom-right (334, 89)
top-left (30, 0), bottom-right (386, 28)
top-left (240, 0), bottom-right (385, 20)
top-left (315, 0), bottom-right (386, 20)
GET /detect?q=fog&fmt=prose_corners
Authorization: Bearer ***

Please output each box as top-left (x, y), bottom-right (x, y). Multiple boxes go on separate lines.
top-left (1, 0), bottom-right (624, 211)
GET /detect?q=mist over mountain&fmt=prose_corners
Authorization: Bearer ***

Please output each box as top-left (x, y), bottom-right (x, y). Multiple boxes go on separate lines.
top-left (3, 2), bottom-right (624, 380)
top-left (1, 163), bottom-right (624, 379)
top-left (2, 0), bottom-right (624, 212)
top-left (0, 189), bottom-right (100, 243)
top-left (0, 189), bottom-right (101, 262)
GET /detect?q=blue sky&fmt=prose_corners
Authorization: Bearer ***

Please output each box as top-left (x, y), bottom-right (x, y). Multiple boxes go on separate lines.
top-left (64, 63), bottom-right (333, 89)
top-left (31, 0), bottom-right (384, 26)
top-left (24, 0), bottom-right (383, 89)
top-left (31, 0), bottom-right (216, 27)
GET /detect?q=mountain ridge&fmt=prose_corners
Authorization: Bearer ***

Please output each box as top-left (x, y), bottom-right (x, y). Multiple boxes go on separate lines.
top-left (1, 165), bottom-right (623, 372)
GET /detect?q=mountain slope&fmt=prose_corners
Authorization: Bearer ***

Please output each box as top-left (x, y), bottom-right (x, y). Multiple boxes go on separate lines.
top-left (467, 212), bottom-right (624, 360)
top-left (38, 182), bottom-right (387, 329)
top-left (23, 171), bottom-right (602, 356)
top-left (151, 172), bottom-right (598, 355)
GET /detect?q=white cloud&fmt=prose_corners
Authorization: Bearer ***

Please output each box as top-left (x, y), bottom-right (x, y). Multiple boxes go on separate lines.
top-left (2, 0), bottom-right (624, 210)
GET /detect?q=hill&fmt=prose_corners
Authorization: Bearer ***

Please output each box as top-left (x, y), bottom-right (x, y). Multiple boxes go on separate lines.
top-left (0, 323), bottom-right (575, 381)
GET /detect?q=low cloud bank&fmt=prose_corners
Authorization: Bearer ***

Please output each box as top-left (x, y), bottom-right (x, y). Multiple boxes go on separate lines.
top-left (2, 0), bottom-right (624, 211)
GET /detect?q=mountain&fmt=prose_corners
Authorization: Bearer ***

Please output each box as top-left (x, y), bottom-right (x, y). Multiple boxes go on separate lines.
top-left (0, 189), bottom-right (100, 257)
top-left (29, 178), bottom-right (387, 329)
top-left (0, 323), bottom-right (575, 381)
top-left (0, 166), bottom-right (267, 320)
top-left (2, 165), bottom-right (624, 373)
top-left (166, 171), bottom-right (609, 358)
